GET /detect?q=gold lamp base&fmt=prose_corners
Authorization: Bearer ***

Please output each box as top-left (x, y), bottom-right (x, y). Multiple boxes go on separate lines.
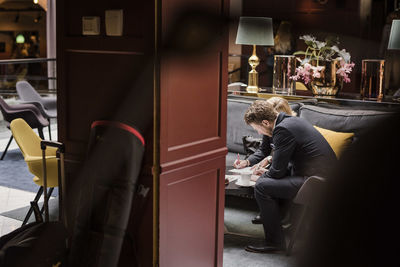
top-left (246, 45), bottom-right (260, 93)
top-left (246, 85), bottom-right (259, 93)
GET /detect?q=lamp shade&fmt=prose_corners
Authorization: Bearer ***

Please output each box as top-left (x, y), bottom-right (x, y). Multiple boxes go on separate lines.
top-left (235, 17), bottom-right (274, 46)
top-left (388, 19), bottom-right (400, 50)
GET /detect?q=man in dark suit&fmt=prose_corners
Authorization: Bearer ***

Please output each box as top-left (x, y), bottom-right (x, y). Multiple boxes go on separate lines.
top-left (243, 100), bottom-right (336, 253)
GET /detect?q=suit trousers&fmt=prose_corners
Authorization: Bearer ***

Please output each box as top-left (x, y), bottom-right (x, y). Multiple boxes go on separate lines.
top-left (254, 176), bottom-right (305, 246)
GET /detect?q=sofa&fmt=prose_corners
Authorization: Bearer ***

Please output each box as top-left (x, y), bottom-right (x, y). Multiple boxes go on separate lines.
top-left (226, 96), bottom-right (399, 174)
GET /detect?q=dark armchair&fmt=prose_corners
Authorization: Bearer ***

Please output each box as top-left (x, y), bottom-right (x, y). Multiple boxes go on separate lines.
top-left (16, 81), bottom-right (57, 139)
top-left (0, 96), bottom-right (49, 160)
top-left (286, 175), bottom-right (326, 256)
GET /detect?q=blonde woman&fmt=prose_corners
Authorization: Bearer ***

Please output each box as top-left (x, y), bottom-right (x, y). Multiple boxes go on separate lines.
top-left (267, 97), bottom-right (296, 117)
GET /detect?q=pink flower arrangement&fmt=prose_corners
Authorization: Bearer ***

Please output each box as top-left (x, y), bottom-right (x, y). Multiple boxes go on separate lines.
top-left (337, 61), bottom-right (355, 83)
top-left (290, 35), bottom-right (355, 84)
top-left (291, 63), bottom-right (324, 84)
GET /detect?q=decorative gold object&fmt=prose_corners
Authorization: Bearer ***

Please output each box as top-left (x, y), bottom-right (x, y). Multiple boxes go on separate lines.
top-left (360, 59), bottom-right (385, 101)
top-left (272, 55), bottom-right (296, 95)
top-left (310, 60), bottom-right (342, 97)
top-left (246, 45), bottom-right (260, 93)
top-left (235, 17), bottom-right (274, 93)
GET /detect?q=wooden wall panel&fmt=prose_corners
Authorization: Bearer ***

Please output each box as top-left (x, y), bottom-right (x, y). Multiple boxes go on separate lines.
top-left (159, 157), bottom-right (226, 267)
top-left (63, 0), bottom-right (151, 38)
top-left (60, 51), bottom-right (145, 157)
top-left (160, 52), bottom-right (224, 165)
top-left (57, 0), bottom-right (155, 266)
top-left (57, 0), bottom-right (154, 161)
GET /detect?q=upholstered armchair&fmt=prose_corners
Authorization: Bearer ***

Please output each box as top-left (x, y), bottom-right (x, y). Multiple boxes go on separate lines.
top-left (0, 96), bottom-right (49, 160)
top-left (16, 81), bottom-right (57, 139)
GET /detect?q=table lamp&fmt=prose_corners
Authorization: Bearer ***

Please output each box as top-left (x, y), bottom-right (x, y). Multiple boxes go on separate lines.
top-left (235, 17), bottom-right (274, 93)
top-left (388, 19), bottom-right (400, 50)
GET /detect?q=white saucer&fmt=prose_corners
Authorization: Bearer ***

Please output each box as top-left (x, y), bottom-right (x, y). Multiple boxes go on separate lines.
top-left (235, 180), bottom-right (256, 187)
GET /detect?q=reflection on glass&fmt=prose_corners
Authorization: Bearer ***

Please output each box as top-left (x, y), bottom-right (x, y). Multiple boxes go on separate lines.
top-left (360, 59), bottom-right (385, 101)
top-left (272, 55), bottom-right (296, 95)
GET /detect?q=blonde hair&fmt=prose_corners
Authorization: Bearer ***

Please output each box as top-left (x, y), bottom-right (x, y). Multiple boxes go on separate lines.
top-left (267, 97), bottom-right (297, 116)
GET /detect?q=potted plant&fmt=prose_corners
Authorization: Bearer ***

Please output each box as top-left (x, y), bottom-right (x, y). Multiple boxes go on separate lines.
top-left (291, 35), bottom-right (355, 97)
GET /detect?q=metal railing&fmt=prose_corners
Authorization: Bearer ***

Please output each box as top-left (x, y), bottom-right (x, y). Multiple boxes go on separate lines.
top-left (0, 58), bottom-right (56, 97)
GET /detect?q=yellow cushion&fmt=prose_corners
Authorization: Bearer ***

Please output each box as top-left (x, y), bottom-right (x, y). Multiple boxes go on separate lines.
top-left (314, 126), bottom-right (354, 158)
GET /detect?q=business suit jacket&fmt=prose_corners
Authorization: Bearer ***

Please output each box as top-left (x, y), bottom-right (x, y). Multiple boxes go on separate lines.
top-left (263, 112), bottom-right (336, 179)
top-left (247, 135), bottom-right (272, 166)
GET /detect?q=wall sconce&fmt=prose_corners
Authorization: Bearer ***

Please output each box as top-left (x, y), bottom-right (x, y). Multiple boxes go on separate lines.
top-left (33, 0), bottom-right (38, 4)
top-left (235, 17), bottom-right (274, 93)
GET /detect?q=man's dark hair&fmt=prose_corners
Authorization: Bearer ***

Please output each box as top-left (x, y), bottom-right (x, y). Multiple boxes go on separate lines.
top-left (244, 100), bottom-right (278, 125)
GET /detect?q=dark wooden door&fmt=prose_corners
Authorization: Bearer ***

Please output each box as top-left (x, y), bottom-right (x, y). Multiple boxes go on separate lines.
top-left (158, 0), bottom-right (228, 266)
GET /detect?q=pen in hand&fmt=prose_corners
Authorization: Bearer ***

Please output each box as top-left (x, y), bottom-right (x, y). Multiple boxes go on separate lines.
top-left (234, 153), bottom-right (240, 168)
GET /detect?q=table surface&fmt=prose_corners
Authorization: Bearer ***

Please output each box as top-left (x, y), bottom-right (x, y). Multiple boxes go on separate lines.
top-left (225, 178), bottom-right (255, 198)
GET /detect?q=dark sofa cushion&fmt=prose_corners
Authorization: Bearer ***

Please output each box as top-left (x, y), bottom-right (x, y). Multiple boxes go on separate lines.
top-left (227, 99), bottom-right (260, 154)
top-left (289, 98), bottom-right (318, 116)
top-left (299, 105), bottom-right (396, 137)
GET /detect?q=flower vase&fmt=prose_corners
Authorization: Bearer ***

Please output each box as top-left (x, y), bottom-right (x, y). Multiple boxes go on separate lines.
top-left (310, 60), bottom-right (343, 97)
top-left (272, 55), bottom-right (296, 95)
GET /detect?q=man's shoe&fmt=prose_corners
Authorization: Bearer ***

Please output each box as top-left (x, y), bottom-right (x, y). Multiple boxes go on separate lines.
top-left (251, 214), bottom-right (262, 224)
top-left (245, 244), bottom-right (286, 254)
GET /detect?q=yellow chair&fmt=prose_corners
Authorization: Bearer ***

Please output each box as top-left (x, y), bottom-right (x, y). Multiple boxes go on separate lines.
top-left (10, 118), bottom-right (59, 225)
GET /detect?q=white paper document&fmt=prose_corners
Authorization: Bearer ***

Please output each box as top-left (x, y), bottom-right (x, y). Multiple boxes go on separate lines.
top-left (228, 167), bottom-right (252, 174)
top-left (225, 175), bottom-right (240, 183)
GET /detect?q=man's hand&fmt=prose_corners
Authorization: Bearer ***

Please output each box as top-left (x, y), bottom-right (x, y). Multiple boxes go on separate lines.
top-left (259, 155), bottom-right (273, 168)
top-left (233, 159), bottom-right (248, 169)
top-left (250, 174), bottom-right (260, 182)
top-left (258, 158), bottom-right (269, 168)
top-left (253, 167), bottom-right (267, 176)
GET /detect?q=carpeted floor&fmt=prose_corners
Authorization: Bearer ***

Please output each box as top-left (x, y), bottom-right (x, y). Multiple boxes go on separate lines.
top-left (0, 149), bottom-right (58, 195)
top-left (223, 234), bottom-right (296, 267)
top-left (0, 198), bottom-right (59, 223)
top-left (223, 196), bottom-right (296, 267)
top-left (0, 149), bottom-right (39, 192)
top-left (224, 195), bottom-right (264, 238)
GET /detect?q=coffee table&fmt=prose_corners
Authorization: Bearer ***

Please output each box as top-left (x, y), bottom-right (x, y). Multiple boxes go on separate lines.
top-left (225, 176), bottom-right (255, 199)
